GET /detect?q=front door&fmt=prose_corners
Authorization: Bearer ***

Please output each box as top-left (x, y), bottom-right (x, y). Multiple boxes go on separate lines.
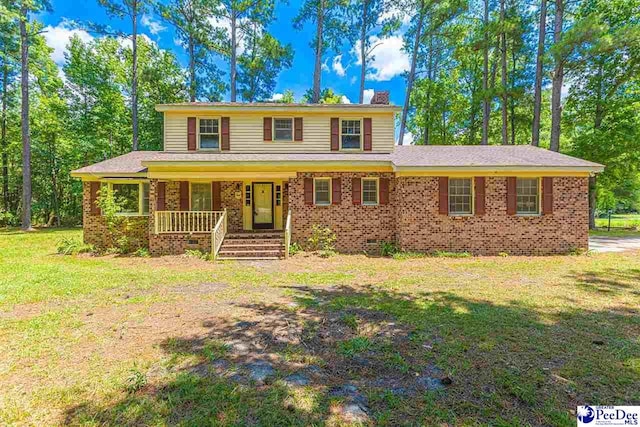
top-left (253, 182), bottom-right (274, 229)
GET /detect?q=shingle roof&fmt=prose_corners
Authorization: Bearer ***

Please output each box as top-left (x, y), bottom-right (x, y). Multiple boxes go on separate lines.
top-left (71, 145), bottom-right (604, 176)
top-left (391, 145), bottom-right (604, 169)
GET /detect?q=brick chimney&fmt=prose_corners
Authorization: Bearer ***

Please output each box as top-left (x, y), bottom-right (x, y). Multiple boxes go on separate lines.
top-left (369, 91), bottom-right (390, 105)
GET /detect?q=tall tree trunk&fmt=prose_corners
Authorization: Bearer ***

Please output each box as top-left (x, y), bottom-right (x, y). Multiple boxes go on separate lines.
top-left (230, 11), bottom-right (237, 102)
top-left (500, 0), bottom-right (508, 145)
top-left (131, 3), bottom-right (139, 151)
top-left (1, 61), bottom-right (9, 211)
top-left (188, 34), bottom-right (196, 102)
top-left (49, 134), bottom-right (60, 227)
top-left (549, 0), bottom-right (564, 152)
top-left (312, 0), bottom-right (324, 103)
top-left (589, 61), bottom-right (605, 229)
top-left (423, 33), bottom-right (434, 145)
top-left (20, 3), bottom-right (32, 230)
top-left (510, 40), bottom-right (516, 145)
top-left (531, 0), bottom-right (546, 146)
top-left (398, 1), bottom-right (425, 145)
top-left (481, 0), bottom-right (490, 145)
top-left (359, 0), bottom-right (368, 103)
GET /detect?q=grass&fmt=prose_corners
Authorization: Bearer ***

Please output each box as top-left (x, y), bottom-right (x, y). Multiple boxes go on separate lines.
top-left (1, 228), bottom-right (640, 425)
top-left (595, 213), bottom-right (640, 230)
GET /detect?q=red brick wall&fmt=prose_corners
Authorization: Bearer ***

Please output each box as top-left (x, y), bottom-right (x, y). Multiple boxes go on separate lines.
top-left (289, 172), bottom-right (397, 253)
top-left (395, 176), bottom-right (589, 255)
top-left (82, 182), bottom-right (149, 250)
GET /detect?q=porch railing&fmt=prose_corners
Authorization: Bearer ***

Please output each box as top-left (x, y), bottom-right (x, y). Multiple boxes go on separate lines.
top-left (284, 209), bottom-right (292, 259)
top-left (154, 210), bottom-right (225, 234)
top-left (211, 209), bottom-right (228, 261)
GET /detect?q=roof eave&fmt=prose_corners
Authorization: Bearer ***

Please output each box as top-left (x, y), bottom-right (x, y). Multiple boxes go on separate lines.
top-left (155, 104), bottom-right (402, 113)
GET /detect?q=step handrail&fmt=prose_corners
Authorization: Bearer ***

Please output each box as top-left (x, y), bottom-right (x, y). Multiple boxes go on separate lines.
top-left (284, 209), bottom-right (292, 259)
top-left (211, 208), bottom-right (227, 261)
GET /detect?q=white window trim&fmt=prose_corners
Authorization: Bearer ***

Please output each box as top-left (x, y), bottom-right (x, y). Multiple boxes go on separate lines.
top-left (272, 117), bottom-right (295, 142)
top-left (106, 181), bottom-right (150, 216)
top-left (339, 118), bottom-right (363, 151)
top-left (313, 177), bottom-right (332, 206)
top-left (361, 177), bottom-right (379, 206)
top-left (189, 181), bottom-right (213, 211)
top-left (448, 177), bottom-right (474, 216)
top-left (516, 177), bottom-right (542, 217)
top-left (197, 116), bottom-right (221, 151)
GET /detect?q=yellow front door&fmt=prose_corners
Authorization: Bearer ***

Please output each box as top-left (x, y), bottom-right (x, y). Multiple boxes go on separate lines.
top-left (253, 183), bottom-right (273, 229)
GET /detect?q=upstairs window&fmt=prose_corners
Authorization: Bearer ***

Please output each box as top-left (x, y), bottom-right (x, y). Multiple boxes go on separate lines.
top-left (199, 118), bottom-right (219, 149)
top-left (516, 178), bottom-right (540, 215)
top-left (448, 178), bottom-right (473, 215)
top-left (273, 118), bottom-right (293, 141)
top-left (341, 119), bottom-right (361, 150)
top-left (362, 178), bottom-right (379, 205)
top-left (314, 178), bottom-right (331, 205)
top-left (191, 183), bottom-right (212, 211)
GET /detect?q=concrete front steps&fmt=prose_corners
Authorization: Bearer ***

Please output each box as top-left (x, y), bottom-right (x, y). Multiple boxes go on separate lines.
top-left (217, 231), bottom-right (285, 260)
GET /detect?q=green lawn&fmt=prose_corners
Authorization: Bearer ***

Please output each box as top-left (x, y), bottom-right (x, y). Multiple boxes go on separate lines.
top-left (595, 213), bottom-right (640, 230)
top-left (1, 228), bottom-right (639, 426)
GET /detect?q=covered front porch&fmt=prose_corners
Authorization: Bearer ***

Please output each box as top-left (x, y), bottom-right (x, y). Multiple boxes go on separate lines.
top-left (147, 178), bottom-right (291, 258)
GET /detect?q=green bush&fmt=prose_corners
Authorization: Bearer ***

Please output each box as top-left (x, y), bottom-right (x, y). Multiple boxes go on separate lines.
top-left (132, 247), bottom-right (150, 257)
top-left (185, 249), bottom-right (210, 260)
top-left (0, 210), bottom-right (18, 227)
top-left (380, 241), bottom-right (398, 257)
top-left (288, 242), bottom-right (302, 256)
top-left (57, 238), bottom-right (94, 255)
top-left (307, 225), bottom-right (336, 253)
top-left (97, 186), bottom-right (144, 254)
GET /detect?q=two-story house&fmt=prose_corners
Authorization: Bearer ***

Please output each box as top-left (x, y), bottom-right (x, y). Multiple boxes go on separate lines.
top-left (71, 92), bottom-right (603, 259)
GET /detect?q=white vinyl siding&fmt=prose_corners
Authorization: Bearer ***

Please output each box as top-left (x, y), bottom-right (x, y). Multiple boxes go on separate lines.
top-left (163, 113), bottom-right (395, 152)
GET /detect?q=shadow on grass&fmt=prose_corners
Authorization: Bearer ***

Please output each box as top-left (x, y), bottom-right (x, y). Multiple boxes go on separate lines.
top-left (62, 284), bottom-right (640, 426)
top-left (568, 267), bottom-right (640, 294)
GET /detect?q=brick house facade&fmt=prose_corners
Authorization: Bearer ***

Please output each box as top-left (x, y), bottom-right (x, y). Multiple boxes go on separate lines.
top-left (73, 101), bottom-right (602, 258)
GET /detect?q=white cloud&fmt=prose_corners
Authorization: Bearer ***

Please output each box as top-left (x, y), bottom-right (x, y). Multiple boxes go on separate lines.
top-left (332, 55), bottom-right (346, 77)
top-left (321, 58), bottom-right (329, 72)
top-left (142, 14), bottom-right (166, 35)
top-left (117, 34), bottom-right (154, 51)
top-left (270, 93), bottom-right (284, 101)
top-left (400, 131), bottom-right (413, 145)
top-left (354, 35), bottom-right (410, 81)
top-left (363, 89), bottom-right (374, 104)
top-left (43, 20), bottom-right (93, 64)
top-left (340, 95), bottom-right (351, 104)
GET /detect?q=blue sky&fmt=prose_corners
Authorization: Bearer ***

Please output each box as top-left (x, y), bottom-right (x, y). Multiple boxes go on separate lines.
top-left (40, 0), bottom-right (411, 107)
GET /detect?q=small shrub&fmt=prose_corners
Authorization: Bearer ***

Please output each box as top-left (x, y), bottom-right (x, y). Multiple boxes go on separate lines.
top-left (380, 241), bottom-right (398, 257)
top-left (307, 225), bottom-right (336, 253)
top-left (392, 251), bottom-right (426, 260)
top-left (0, 210), bottom-right (17, 227)
top-left (132, 247), bottom-right (150, 257)
top-left (432, 250), bottom-right (471, 258)
top-left (185, 249), bottom-right (209, 260)
top-left (57, 238), bottom-right (94, 255)
top-left (288, 242), bottom-right (302, 256)
top-left (125, 367), bottom-right (147, 394)
top-left (498, 252), bottom-right (509, 257)
top-left (568, 247), bottom-right (589, 256)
